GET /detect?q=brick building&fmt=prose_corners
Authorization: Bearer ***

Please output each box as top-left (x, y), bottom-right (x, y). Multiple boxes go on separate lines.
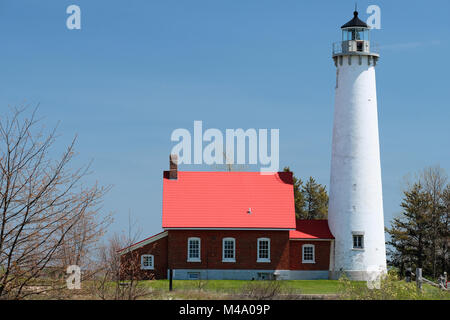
top-left (119, 156), bottom-right (334, 280)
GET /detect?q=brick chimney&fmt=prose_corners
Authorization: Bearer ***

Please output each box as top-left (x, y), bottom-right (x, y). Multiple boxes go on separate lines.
top-left (169, 154), bottom-right (178, 179)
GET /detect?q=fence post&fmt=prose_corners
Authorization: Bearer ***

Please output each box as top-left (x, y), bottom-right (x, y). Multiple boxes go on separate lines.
top-left (405, 268), bottom-right (411, 283)
top-left (416, 268), bottom-right (422, 290)
top-left (169, 268), bottom-right (173, 291)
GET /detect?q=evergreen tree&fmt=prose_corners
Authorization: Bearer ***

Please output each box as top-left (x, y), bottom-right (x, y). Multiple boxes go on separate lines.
top-left (283, 167), bottom-right (305, 217)
top-left (302, 177), bottom-right (329, 219)
top-left (386, 183), bottom-right (433, 275)
top-left (387, 167), bottom-right (450, 278)
top-left (283, 168), bottom-right (328, 219)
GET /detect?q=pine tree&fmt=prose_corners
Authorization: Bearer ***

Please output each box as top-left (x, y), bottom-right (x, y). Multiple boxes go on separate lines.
top-left (283, 167), bottom-right (305, 217)
top-left (302, 177), bottom-right (329, 219)
top-left (386, 183), bottom-right (433, 274)
top-left (283, 168), bottom-right (328, 219)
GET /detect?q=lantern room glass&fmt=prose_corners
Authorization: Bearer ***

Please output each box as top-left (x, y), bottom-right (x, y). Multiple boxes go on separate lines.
top-left (342, 28), bottom-right (369, 41)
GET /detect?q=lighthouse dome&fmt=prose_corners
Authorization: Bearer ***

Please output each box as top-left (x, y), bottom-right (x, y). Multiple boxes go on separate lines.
top-left (341, 11), bottom-right (368, 29)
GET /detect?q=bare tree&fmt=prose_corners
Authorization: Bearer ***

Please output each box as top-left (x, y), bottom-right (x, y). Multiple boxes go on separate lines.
top-left (92, 218), bottom-right (152, 300)
top-left (392, 166), bottom-right (449, 278)
top-left (53, 202), bottom-right (112, 280)
top-left (420, 166), bottom-right (448, 278)
top-left (0, 107), bottom-right (110, 299)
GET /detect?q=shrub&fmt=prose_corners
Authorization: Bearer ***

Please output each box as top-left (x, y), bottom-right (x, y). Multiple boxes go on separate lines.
top-left (241, 280), bottom-right (282, 300)
top-left (338, 269), bottom-right (449, 300)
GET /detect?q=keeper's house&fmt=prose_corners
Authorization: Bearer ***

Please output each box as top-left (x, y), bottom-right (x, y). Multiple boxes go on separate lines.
top-left (119, 156), bottom-right (334, 280)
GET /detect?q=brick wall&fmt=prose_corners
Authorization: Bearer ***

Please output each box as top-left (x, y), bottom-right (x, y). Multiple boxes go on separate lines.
top-left (120, 234), bottom-right (168, 279)
top-left (167, 230), bottom-right (290, 271)
top-left (120, 231), bottom-right (332, 279)
top-left (289, 240), bottom-right (331, 270)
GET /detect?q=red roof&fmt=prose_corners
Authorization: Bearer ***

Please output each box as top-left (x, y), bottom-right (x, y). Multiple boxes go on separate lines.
top-left (162, 171), bottom-right (296, 229)
top-left (289, 219), bottom-right (334, 240)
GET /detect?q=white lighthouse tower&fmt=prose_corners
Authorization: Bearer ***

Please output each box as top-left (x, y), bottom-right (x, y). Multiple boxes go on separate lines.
top-left (328, 10), bottom-right (387, 280)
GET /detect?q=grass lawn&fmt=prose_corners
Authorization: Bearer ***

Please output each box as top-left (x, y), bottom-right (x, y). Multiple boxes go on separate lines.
top-left (142, 279), bottom-right (366, 295)
top-left (15, 278), bottom-right (449, 300)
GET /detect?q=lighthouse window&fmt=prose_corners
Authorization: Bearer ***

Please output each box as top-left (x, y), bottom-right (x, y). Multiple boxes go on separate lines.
top-left (342, 29), bottom-right (368, 41)
top-left (357, 42), bottom-right (364, 52)
top-left (353, 235), bottom-right (364, 249)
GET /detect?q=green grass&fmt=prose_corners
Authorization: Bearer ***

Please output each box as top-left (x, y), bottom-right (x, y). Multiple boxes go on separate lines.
top-left (141, 279), bottom-right (449, 299)
top-left (18, 278), bottom-right (448, 300)
top-left (420, 283), bottom-right (450, 300)
top-left (141, 279), bottom-right (366, 295)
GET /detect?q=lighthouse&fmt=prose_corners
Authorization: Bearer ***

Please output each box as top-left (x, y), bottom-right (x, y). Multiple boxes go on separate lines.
top-left (328, 10), bottom-right (387, 280)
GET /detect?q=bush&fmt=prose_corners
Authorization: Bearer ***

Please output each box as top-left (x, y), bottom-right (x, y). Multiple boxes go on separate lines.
top-left (240, 280), bottom-right (282, 300)
top-left (338, 269), bottom-right (449, 300)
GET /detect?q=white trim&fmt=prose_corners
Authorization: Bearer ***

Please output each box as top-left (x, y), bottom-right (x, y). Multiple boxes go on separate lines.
top-left (329, 240), bottom-right (335, 271)
top-left (164, 228), bottom-right (294, 231)
top-left (222, 237), bottom-right (236, 263)
top-left (257, 238), bottom-right (271, 263)
top-left (119, 231), bottom-right (168, 255)
top-left (140, 254), bottom-right (154, 270)
top-left (187, 237), bottom-right (201, 262)
top-left (302, 244), bottom-right (315, 264)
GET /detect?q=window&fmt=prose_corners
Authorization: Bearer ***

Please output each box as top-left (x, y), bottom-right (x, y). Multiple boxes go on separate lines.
top-left (357, 41), bottom-right (363, 52)
top-left (302, 244), bottom-right (315, 263)
top-left (353, 234), bottom-right (364, 249)
top-left (257, 238), bottom-right (270, 263)
top-left (188, 272), bottom-right (200, 280)
top-left (187, 237), bottom-right (201, 262)
top-left (222, 238), bottom-right (236, 262)
top-left (141, 254), bottom-right (154, 270)
top-left (257, 272), bottom-right (272, 280)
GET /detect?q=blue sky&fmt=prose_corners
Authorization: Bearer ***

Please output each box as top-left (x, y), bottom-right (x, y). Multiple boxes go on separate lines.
top-left (0, 1), bottom-right (449, 239)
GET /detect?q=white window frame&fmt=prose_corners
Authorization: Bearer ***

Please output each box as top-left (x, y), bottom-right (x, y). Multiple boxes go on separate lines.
top-left (257, 238), bottom-right (271, 263)
top-left (141, 254), bottom-right (154, 270)
top-left (187, 237), bottom-right (201, 262)
top-left (352, 233), bottom-right (364, 250)
top-left (222, 237), bottom-right (236, 262)
top-left (302, 244), bottom-right (315, 263)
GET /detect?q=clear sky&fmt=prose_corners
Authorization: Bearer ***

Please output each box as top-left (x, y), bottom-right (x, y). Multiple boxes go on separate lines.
top-left (1, 1), bottom-right (449, 239)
